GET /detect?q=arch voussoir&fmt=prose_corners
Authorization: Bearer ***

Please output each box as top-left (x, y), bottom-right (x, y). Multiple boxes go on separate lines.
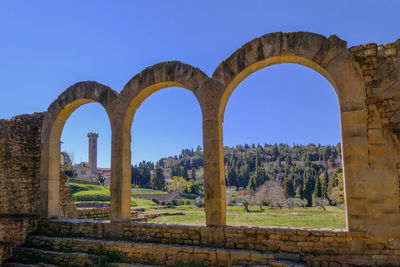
top-left (120, 61), bottom-right (209, 103)
top-left (47, 81), bottom-right (119, 116)
top-left (212, 32), bottom-right (347, 89)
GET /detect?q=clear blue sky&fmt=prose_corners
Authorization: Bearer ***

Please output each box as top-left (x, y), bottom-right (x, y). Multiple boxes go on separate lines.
top-left (1, 1), bottom-right (399, 167)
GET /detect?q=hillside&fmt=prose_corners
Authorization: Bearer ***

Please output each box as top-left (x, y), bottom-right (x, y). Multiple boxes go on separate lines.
top-left (131, 143), bottom-right (344, 206)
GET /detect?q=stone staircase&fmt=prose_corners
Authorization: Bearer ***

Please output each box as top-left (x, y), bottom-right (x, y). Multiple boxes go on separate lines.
top-left (3, 220), bottom-right (306, 267)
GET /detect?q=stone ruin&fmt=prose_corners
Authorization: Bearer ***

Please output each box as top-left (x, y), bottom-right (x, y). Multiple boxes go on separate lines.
top-left (1, 31), bottom-right (400, 266)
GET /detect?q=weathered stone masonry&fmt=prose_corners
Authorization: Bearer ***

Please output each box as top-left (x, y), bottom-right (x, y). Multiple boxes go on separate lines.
top-left (0, 113), bottom-right (43, 262)
top-left (1, 32), bottom-right (400, 265)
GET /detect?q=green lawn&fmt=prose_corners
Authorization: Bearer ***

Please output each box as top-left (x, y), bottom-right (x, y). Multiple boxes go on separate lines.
top-left (70, 182), bottom-right (156, 207)
top-left (148, 205), bottom-right (346, 229)
top-left (70, 183), bottom-right (111, 202)
top-left (69, 183), bottom-right (346, 229)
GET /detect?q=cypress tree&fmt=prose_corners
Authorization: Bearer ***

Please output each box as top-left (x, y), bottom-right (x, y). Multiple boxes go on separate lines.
top-left (247, 175), bottom-right (257, 192)
top-left (313, 176), bottom-right (322, 198)
top-left (151, 167), bottom-right (165, 190)
top-left (191, 168), bottom-right (196, 180)
top-left (321, 169), bottom-right (329, 198)
top-left (283, 177), bottom-right (296, 198)
top-left (303, 175), bottom-right (313, 207)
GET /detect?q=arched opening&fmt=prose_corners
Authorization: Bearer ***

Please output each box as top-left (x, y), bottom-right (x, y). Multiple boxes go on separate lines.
top-left (59, 103), bottom-right (112, 217)
top-left (40, 82), bottom-right (118, 219)
top-left (128, 87), bottom-right (205, 225)
top-left (222, 63), bottom-right (346, 229)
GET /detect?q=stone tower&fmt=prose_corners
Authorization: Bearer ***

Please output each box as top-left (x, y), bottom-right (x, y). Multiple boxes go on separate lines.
top-left (87, 132), bottom-right (98, 175)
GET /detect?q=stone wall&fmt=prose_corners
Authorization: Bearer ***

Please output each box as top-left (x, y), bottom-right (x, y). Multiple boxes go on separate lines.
top-left (0, 113), bottom-right (44, 263)
top-left (36, 220), bottom-right (400, 265)
top-left (0, 113), bottom-right (44, 216)
top-left (59, 173), bottom-right (79, 218)
top-left (349, 42), bottom-right (400, 215)
top-left (0, 217), bottom-right (37, 263)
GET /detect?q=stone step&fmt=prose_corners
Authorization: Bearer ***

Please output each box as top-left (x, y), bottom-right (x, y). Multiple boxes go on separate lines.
top-left (269, 259), bottom-right (306, 267)
top-left (3, 263), bottom-right (58, 267)
top-left (22, 235), bottom-right (304, 266)
top-left (107, 264), bottom-right (163, 267)
top-left (8, 247), bottom-right (104, 267)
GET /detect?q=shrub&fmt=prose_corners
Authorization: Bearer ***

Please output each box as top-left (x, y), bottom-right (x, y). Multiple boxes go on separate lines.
top-left (152, 198), bottom-right (160, 205)
top-left (184, 200), bottom-right (191, 205)
top-left (172, 199), bottom-right (184, 206)
top-left (195, 197), bottom-right (204, 207)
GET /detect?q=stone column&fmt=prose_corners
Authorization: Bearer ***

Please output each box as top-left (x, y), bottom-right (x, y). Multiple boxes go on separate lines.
top-left (110, 118), bottom-right (131, 222)
top-left (200, 80), bottom-right (226, 226)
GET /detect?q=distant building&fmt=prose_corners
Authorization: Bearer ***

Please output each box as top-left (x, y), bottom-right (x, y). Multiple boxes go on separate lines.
top-left (62, 132), bottom-right (111, 185)
top-left (87, 132), bottom-right (98, 175)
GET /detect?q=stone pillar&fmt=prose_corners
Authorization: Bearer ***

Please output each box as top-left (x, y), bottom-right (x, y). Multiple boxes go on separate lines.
top-left (200, 80), bottom-right (226, 226)
top-left (203, 118), bottom-right (226, 226)
top-left (110, 119), bottom-right (131, 222)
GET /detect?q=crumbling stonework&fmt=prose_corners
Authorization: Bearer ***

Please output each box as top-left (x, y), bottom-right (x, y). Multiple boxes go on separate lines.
top-left (2, 31), bottom-right (400, 265)
top-left (59, 172), bottom-right (79, 218)
top-left (0, 113), bottom-right (44, 216)
top-left (0, 113), bottom-right (44, 263)
top-left (349, 42), bottom-right (400, 215)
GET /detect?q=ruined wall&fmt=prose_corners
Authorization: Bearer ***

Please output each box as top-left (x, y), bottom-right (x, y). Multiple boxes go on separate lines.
top-left (59, 172), bottom-right (79, 218)
top-left (350, 42), bottom-right (400, 215)
top-left (0, 113), bottom-right (44, 262)
top-left (37, 220), bottom-right (400, 266)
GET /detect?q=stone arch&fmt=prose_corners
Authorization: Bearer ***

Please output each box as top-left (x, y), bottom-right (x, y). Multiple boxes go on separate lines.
top-left (212, 32), bottom-right (368, 230)
top-left (40, 81), bottom-right (119, 219)
top-left (120, 61), bottom-right (209, 129)
top-left (110, 61), bottom-right (210, 221)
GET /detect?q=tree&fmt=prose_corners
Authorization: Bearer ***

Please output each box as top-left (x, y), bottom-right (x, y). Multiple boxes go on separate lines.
top-left (191, 168), bottom-right (196, 180)
top-left (236, 192), bottom-right (254, 212)
top-left (327, 169), bottom-right (344, 205)
top-left (314, 197), bottom-right (330, 211)
top-left (226, 187), bottom-right (237, 206)
top-left (313, 176), bottom-right (322, 198)
top-left (226, 167), bottom-right (238, 189)
top-left (303, 175), bottom-right (314, 207)
top-left (168, 176), bottom-right (187, 193)
top-left (320, 169), bottom-right (329, 199)
top-left (285, 198), bottom-right (307, 209)
top-left (283, 177), bottom-right (295, 198)
top-left (150, 167), bottom-right (165, 190)
top-left (255, 180), bottom-right (286, 209)
top-left (247, 175), bottom-right (257, 193)
top-left (186, 179), bottom-right (201, 194)
top-left (98, 173), bottom-right (105, 185)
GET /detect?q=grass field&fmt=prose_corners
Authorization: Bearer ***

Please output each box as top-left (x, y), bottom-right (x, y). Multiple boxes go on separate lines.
top-left (148, 205), bottom-right (346, 229)
top-left (69, 182), bottom-right (346, 229)
top-left (70, 182), bottom-right (156, 207)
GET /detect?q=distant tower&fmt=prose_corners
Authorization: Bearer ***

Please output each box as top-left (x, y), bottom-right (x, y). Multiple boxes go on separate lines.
top-left (87, 132), bottom-right (99, 175)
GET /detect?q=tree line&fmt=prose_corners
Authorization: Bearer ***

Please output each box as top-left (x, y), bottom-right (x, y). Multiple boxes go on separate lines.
top-left (130, 142), bottom-right (344, 206)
